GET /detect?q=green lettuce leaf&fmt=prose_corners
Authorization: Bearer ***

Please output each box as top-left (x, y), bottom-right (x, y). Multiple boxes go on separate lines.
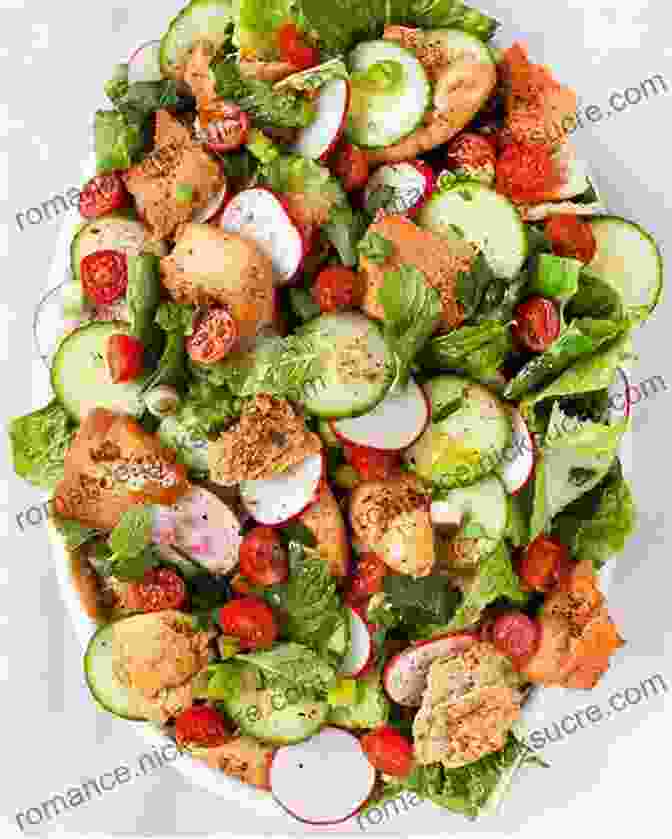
top-left (382, 575), bottom-right (461, 627)
top-left (94, 110), bottom-right (145, 174)
top-left (9, 401), bottom-right (75, 490)
top-left (378, 264), bottom-right (443, 386)
top-left (236, 642), bottom-right (336, 693)
top-left (236, 0), bottom-right (297, 58)
top-left (175, 379), bottom-right (235, 437)
top-left (297, 0), bottom-right (499, 55)
top-left (421, 321), bottom-right (511, 384)
top-left (449, 542), bottom-right (528, 630)
top-left (530, 403), bottom-right (628, 540)
top-left (284, 550), bottom-right (344, 653)
top-left (50, 516), bottom-right (101, 551)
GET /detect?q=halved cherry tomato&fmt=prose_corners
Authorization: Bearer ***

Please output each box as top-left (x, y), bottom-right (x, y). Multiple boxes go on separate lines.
top-left (313, 266), bottom-right (360, 312)
top-left (361, 726), bottom-right (413, 777)
top-left (239, 527), bottom-right (289, 587)
top-left (446, 133), bottom-right (497, 182)
top-left (81, 250), bottom-right (128, 305)
top-left (106, 334), bottom-right (144, 383)
top-left (277, 23), bottom-right (319, 71)
top-left (124, 568), bottom-right (187, 613)
top-left (186, 308), bottom-right (238, 364)
top-left (79, 173), bottom-right (128, 219)
top-left (496, 141), bottom-right (562, 204)
top-left (545, 214), bottom-right (597, 264)
top-left (518, 535), bottom-right (571, 592)
top-left (331, 143), bottom-right (370, 192)
top-left (346, 553), bottom-right (387, 605)
top-left (219, 597), bottom-right (278, 650)
top-left (513, 296), bottom-right (561, 353)
top-left (491, 611), bottom-right (540, 665)
top-left (174, 705), bottom-right (231, 747)
top-left (343, 442), bottom-right (398, 482)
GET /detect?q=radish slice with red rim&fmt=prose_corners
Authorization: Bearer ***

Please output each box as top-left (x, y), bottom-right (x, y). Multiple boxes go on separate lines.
top-left (331, 377), bottom-right (429, 451)
top-left (191, 185), bottom-right (229, 224)
top-left (291, 79), bottom-right (350, 161)
top-left (271, 727), bottom-right (376, 825)
top-left (219, 188), bottom-right (305, 286)
top-left (128, 40), bottom-right (162, 84)
top-left (497, 406), bottom-right (535, 495)
top-left (340, 607), bottom-right (373, 677)
top-left (240, 453), bottom-right (324, 526)
top-left (383, 633), bottom-right (476, 706)
top-left (364, 160), bottom-right (435, 217)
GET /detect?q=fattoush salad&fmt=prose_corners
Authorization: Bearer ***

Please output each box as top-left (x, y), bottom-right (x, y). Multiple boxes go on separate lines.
top-left (9, 0), bottom-right (664, 823)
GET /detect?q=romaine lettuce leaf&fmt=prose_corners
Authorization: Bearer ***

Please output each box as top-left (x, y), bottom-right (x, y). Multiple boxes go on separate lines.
top-left (9, 401), bottom-right (75, 490)
top-left (530, 403), bottom-right (628, 539)
top-left (94, 110), bottom-right (145, 174)
top-left (235, 642), bottom-right (336, 693)
top-left (297, 0), bottom-right (499, 55)
top-left (421, 321), bottom-right (511, 384)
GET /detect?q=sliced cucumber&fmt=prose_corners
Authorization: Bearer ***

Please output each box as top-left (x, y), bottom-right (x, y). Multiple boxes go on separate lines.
top-left (299, 312), bottom-right (395, 419)
top-left (84, 622), bottom-right (145, 721)
top-left (328, 678), bottom-right (389, 730)
top-left (226, 688), bottom-right (328, 746)
top-left (404, 375), bottom-right (512, 489)
top-left (432, 475), bottom-right (508, 567)
top-left (418, 181), bottom-right (527, 279)
top-left (586, 216), bottom-right (663, 321)
top-left (346, 41), bottom-right (431, 149)
top-left (51, 321), bottom-right (148, 421)
top-left (160, 0), bottom-right (234, 79)
top-left (71, 213), bottom-right (166, 283)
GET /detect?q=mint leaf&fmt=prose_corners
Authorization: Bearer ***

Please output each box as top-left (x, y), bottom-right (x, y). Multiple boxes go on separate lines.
top-left (9, 401), bottom-right (75, 490)
top-left (235, 643), bottom-right (336, 694)
top-left (108, 505), bottom-right (155, 557)
top-left (378, 263), bottom-right (442, 386)
top-left (382, 575), bottom-right (460, 626)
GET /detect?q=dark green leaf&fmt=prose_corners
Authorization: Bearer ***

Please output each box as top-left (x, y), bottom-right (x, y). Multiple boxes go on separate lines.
top-left (382, 575), bottom-right (461, 626)
top-left (9, 401), bottom-right (75, 490)
top-left (358, 231), bottom-right (394, 264)
top-left (108, 505), bottom-right (155, 557)
top-left (455, 252), bottom-right (496, 321)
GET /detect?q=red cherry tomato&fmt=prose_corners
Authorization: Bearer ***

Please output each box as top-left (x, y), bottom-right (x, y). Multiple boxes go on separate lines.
top-left (491, 611), bottom-right (540, 665)
top-left (124, 568), bottom-right (187, 613)
top-left (79, 173), bottom-right (128, 219)
top-left (106, 334), bottom-right (145, 383)
top-left (186, 308), bottom-right (238, 364)
top-left (239, 527), bottom-right (289, 587)
top-left (343, 442), bottom-right (398, 482)
top-left (313, 266), bottom-right (360, 313)
top-left (518, 535), bottom-right (572, 592)
top-left (446, 133), bottom-right (497, 181)
top-left (513, 296), bottom-right (561, 353)
top-left (496, 141), bottom-right (561, 204)
top-left (174, 705), bottom-right (231, 747)
top-left (277, 23), bottom-right (319, 70)
top-left (219, 597), bottom-right (278, 650)
top-left (199, 105), bottom-right (250, 153)
top-left (331, 143), bottom-right (370, 192)
top-left (81, 250), bottom-right (128, 305)
top-left (347, 553), bottom-right (388, 604)
top-left (545, 214), bottom-right (597, 264)
top-left (361, 726), bottom-right (413, 777)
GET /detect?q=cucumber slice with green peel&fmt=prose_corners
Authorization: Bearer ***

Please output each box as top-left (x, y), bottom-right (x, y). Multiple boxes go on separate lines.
top-left (51, 321), bottom-right (148, 421)
top-left (71, 213), bottom-right (166, 283)
top-left (418, 181), bottom-right (527, 280)
top-left (159, 0), bottom-right (234, 79)
top-left (586, 216), bottom-right (664, 321)
top-left (346, 41), bottom-right (431, 149)
top-left (226, 688), bottom-right (328, 746)
top-left (403, 375), bottom-right (512, 489)
top-left (299, 312), bottom-right (395, 419)
top-left (432, 475), bottom-right (509, 567)
top-left (328, 677), bottom-right (389, 730)
top-left (84, 622), bottom-right (145, 721)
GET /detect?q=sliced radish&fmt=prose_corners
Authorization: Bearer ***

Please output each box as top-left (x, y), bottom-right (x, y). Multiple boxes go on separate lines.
top-left (153, 487), bottom-right (242, 575)
top-left (240, 453), bottom-right (324, 526)
top-left (364, 160), bottom-right (435, 218)
top-left (220, 188), bottom-right (305, 286)
top-left (331, 377), bottom-right (429, 451)
top-left (340, 607), bottom-right (373, 677)
top-left (497, 406), bottom-right (535, 495)
top-left (128, 40), bottom-right (163, 84)
top-left (291, 79), bottom-right (350, 161)
top-left (383, 633), bottom-right (476, 706)
top-left (271, 727), bottom-right (376, 825)
top-left (191, 185), bottom-right (229, 224)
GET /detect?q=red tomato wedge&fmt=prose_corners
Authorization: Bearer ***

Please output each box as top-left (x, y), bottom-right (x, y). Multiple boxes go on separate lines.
top-left (106, 334), bottom-right (144, 383)
top-left (331, 143), bottom-right (369, 192)
top-left (343, 442), bottom-right (398, 481)
top-left (518, 535), bottom-right (571, 592)
top-left (545, 214), bottom-right (597, 263)
top-left (175, 705), bottom-right (231, 748)
top-left (79, 173), bottom-right (128, 219)
top-left (313, 266), bottom-right (360, 313)
top-left (219, 597), bottom-right (278, 650)
top-left (513, 296), bottom-right (561, 352)
top-left (81, 250), bottom-right (128, 305)
top-left (124, 568), bottom-right (187, 613)
top-left (186, 308), bottom-right (238, 364)
top-left (360, 726), bottom-right (413, 777)
top-left (239, 527), bottom-right (289, 587)
top-left (277, 23), bottom-right (319, 70)
top-left (491, 612), bottom-right (541, 665)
